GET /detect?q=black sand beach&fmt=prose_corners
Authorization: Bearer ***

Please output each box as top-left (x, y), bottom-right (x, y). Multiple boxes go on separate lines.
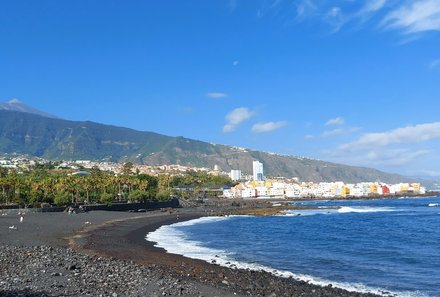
top-left (1, 208), bottom-right (385, 297)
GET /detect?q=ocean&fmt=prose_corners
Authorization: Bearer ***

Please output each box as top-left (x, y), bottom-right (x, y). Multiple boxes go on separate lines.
top-left (146, 197), bottom-right (440, 297)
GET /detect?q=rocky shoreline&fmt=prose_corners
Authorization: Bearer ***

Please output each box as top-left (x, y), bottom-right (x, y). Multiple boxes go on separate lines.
top-left (0, 206), bottom-right (390, 297)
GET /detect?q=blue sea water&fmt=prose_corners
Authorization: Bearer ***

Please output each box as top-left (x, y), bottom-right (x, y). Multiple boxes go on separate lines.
top-left (147, 197), bottom-right (440, 297)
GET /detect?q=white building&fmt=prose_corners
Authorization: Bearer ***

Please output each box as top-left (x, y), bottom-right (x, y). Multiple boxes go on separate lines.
top-left (285, 186), bottom-right (301, 198)
top-left (230, 170), bottom-right (242, 181)
top-left (241, 188), bottom-right (256, 198)
top-left (256, 186), bottom-right (268, 197)
top-left (253, 160), bottom-right (264, 181)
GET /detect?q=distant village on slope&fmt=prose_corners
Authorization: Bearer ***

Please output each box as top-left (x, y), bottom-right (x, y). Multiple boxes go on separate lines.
top-left (1, 154), bottom-right (432, 201)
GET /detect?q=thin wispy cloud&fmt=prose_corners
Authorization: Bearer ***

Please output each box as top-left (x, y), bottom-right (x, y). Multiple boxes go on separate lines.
top-left (325, 6), bottom-right (345, 32)
top-left (367, 149), bottom-right (427, 166)
top-left (430, 59), bottom-right (440, 69)
top-left (255, 0), bottom-right (440, 38)
top-left (360, 0), bottom-right (387, 14)
top-left (233, 60), bottom-right (239, 66)
top-left (322, 128), bottom-right (344, 137)
top-left (363, 149), bottom-right (430, 165)
top-left (207, 92), bottom-right (227, 99)
top-left (355, 0), bottom-right (388, 23)
top-left (408, 169), bottom-right (440, 178)
top-left (321, 127), bottom-right (359, 138)
top-left (296, 0), bottom-right (317, 19)
top-left (223, 107), bottom-right (255, 133)
top-left (324, 147), bottom-right (431, 167)
top-left (381, 0), bottom-right (440, 34)
top-left (182, 107), bottom-right (194, 114)
top-left (325, 117), bottom-right (345, 126)
top-left (252, 121), bottom-right (287, 133)
top-left (229, 0), bottom-right (238, 12)
top-left (304, 134), bottom-right (315, 140)
top-left (340, 122), bottom-right (440, 150)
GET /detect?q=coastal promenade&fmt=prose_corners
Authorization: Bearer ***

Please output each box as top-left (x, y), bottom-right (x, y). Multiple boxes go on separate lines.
top-left (0, 205), bottom-right (384, 297)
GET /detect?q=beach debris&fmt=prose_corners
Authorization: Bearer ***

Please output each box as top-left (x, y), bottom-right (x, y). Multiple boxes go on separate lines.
top-left (8, 225), bottom-right (17, 230)
top-left (20, 216), bottom-right (24, 223)
top-left (84, 221), bottom-right (91, 225)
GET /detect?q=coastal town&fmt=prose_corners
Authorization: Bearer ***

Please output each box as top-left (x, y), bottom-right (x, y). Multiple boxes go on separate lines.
top-left (0, 155), bottom-right (428, 201)
top-left (223, 162), bottom-right (427, 199)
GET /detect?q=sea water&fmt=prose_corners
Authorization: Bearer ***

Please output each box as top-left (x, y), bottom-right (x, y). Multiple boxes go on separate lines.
top-left (146, 197), bottom-right (440, 297)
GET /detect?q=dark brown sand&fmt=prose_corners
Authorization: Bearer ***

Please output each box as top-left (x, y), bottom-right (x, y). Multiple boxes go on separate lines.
top-left (71, 209), bottom-right (382, 297)
top-left (1, 208), bottom-right (382, 297)
top-left (0, 209), bottom-right (144, 247)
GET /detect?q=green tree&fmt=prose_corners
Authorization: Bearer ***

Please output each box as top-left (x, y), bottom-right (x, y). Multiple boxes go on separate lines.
top-left (122, 162), bottom-right (134, 175)
top-left (128, 189), bottom-right (149, 202)
top-left (156, 189), bottom-right (172, 201)
top-left (54, 191), bottom-right (70, 206)
top-left (99, 192), bottom-right (114, 205)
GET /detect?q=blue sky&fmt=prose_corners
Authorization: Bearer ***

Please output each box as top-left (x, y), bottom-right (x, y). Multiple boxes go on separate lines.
top-left (1, 0), bottom-right (440, 178)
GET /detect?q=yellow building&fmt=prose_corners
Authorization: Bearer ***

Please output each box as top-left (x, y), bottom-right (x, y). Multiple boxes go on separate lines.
top-left (400, 184), bottom-right (409, 192)
top-left (411, 183), bottom-right (421, 192)
top-left (369, 183), bottom-right (378, 194)
top-left (341, 186), bottom-right (350, 198)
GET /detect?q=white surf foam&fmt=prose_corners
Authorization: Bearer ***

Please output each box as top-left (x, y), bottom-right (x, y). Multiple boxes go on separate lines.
top-left (337, 206), bottom-right (395, 213)
top-left (284, 209), bottom-right (336, 216)
top-left (428, 203), bottom-right (439, 207)
top-left (146, 216), bottom-right (422, 297)
top-left (284, 206), bottom-right (395, 216)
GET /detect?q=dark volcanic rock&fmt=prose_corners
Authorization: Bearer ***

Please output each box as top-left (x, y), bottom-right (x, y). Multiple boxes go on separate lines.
top-left (0, 245), bottom-right (386, 297)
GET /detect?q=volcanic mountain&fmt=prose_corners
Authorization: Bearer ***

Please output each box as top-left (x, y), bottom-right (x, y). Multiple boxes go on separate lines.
top-left (0, 100), bottom-right (418, 183)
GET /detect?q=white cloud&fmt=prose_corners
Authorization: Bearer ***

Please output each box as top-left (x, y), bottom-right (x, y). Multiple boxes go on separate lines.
top-left (430, 59), bottom-right (440, 69)
top-left (304, 134), bottom-right (315, 140)
top-left (382, 0), bottom-right (440, 34)
top-left (325, 117), bottom-right (345, 126)
top-left (341, 122), bottom-right (440, 150)
top-left (223, 107), bottom-right (255, 133)
top-left (207, 92), bottom-right (227, 99)
top-left (233, 60), bottom-right (239, 66)
top-left (252, 121), bottom-right (287, 133)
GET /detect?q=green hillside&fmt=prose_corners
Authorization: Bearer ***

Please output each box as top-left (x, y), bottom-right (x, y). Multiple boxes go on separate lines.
top-left (0, 110), bottom-right (416, 183)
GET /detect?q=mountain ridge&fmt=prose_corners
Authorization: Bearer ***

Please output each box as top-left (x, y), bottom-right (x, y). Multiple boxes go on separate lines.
top-left (0, 99), bottom-right (59, 119)
top-left (0, 108), bottom-right (423, 184)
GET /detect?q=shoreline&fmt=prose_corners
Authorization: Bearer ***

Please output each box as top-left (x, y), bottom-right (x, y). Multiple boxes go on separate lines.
top-left (0, 201), bottom-right (410, 296)
top-left (71, 208), bottom-right (384, 297)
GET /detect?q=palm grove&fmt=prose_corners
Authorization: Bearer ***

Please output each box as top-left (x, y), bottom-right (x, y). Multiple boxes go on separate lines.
top-left (0, 162), bottom-right (235, 207)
